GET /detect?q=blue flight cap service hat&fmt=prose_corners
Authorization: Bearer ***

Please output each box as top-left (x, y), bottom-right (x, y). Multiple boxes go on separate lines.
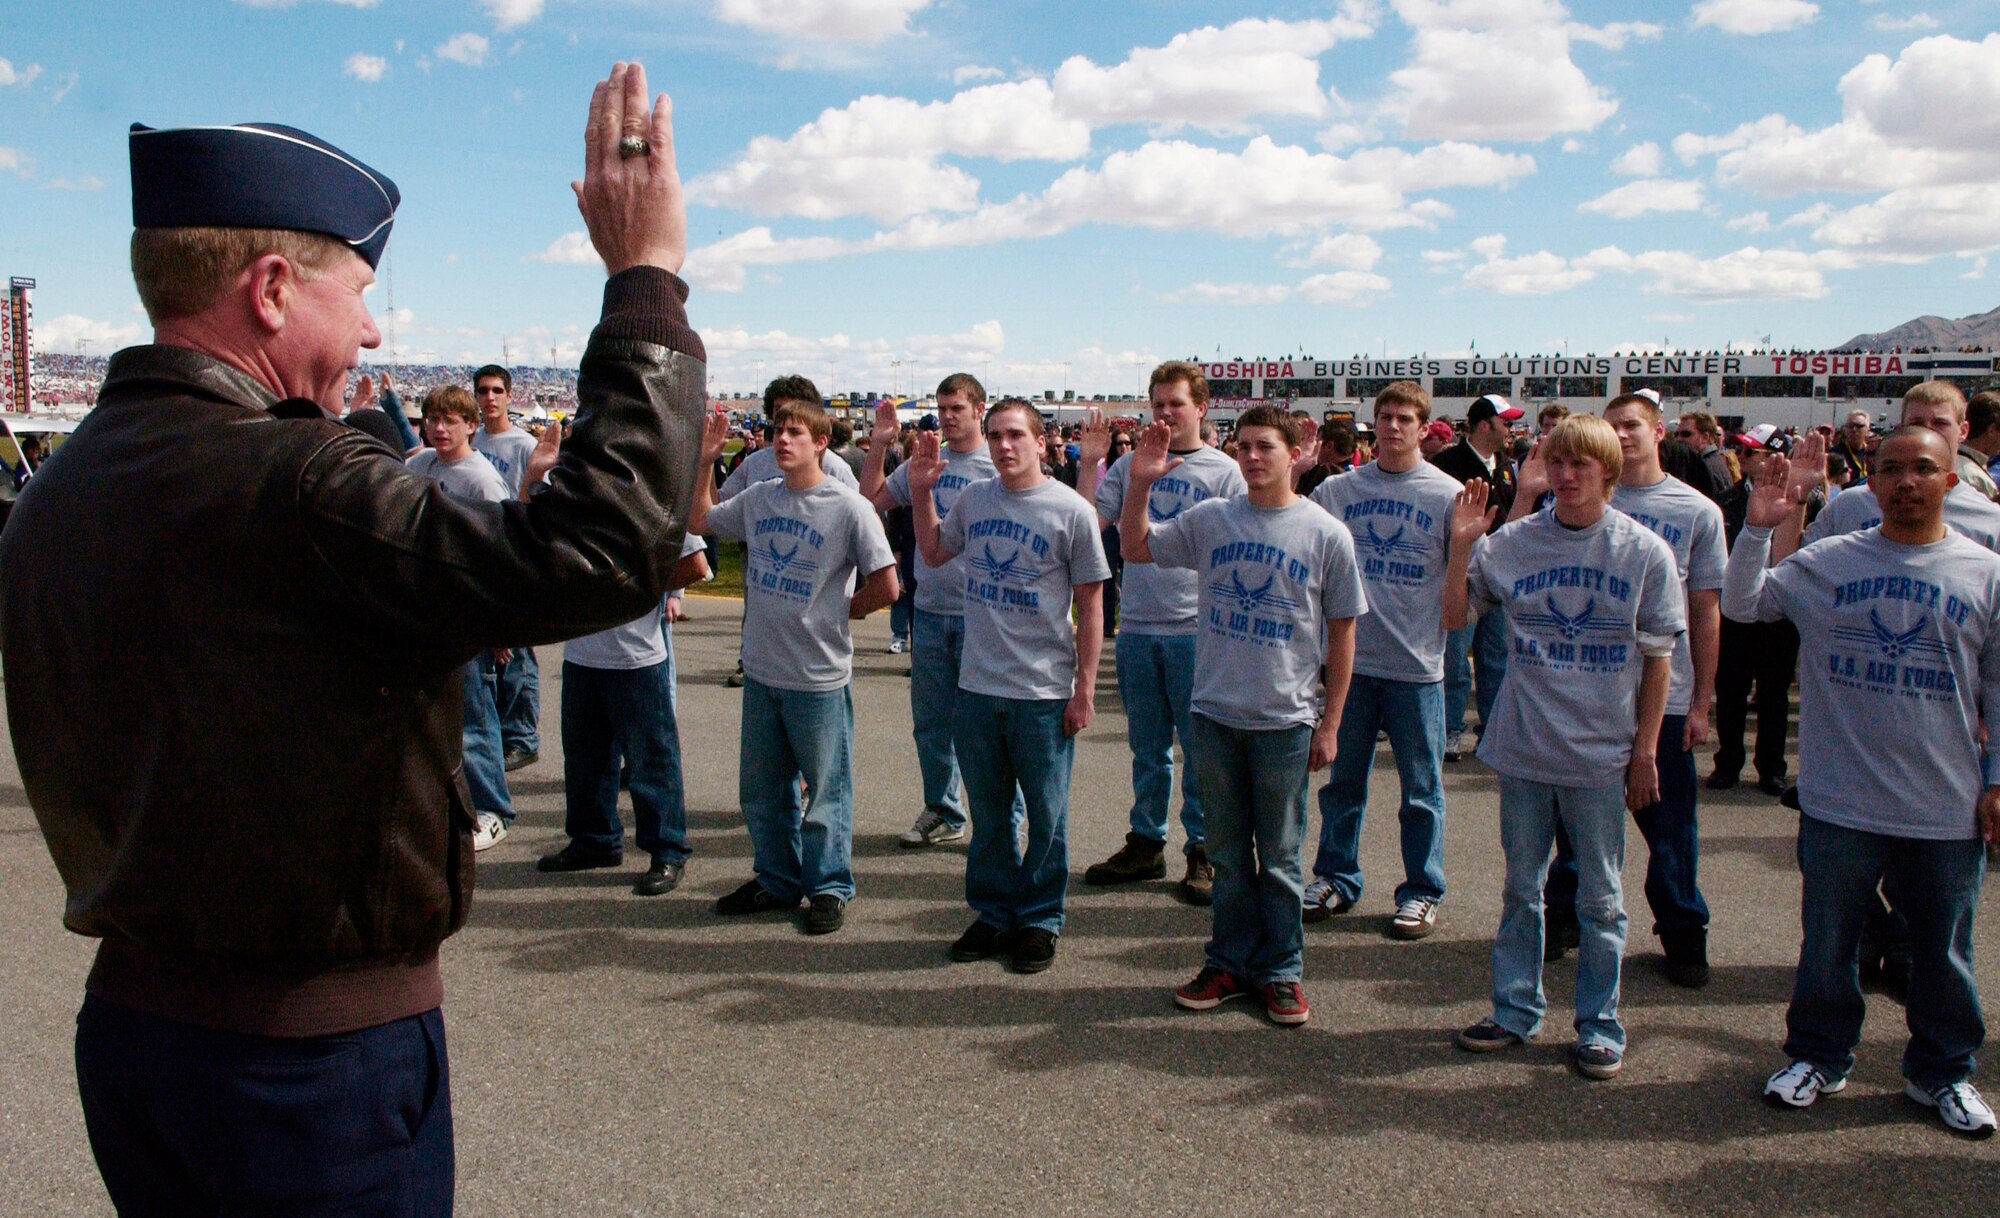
top-left (129, 122), bottom-right (400, 268)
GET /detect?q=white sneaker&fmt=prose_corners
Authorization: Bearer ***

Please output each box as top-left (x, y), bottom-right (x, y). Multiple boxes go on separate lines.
top-left (1905, 1080), bottom-right (1997, 1137)
top-left (898, 808), bottom-right (967, 848)
top-left (1388, 896), bottom-right (1439, 940)
top-left (472, 812), bottom-right (508, 852)
top-left (887, 636), bottom-right (907, 654)
top-left (1764, 1060), bottom-right (1846, 1108)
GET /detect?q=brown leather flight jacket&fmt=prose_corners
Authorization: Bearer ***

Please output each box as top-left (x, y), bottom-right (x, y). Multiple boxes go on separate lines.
top-left (0, 268), bottom-right (706, 1033)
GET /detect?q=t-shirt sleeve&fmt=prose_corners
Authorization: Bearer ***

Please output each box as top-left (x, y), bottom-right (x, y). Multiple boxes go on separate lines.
top-left (706, 487), bottom-right (751, 541)
top-left (885, 461), bottom-right (914, 508)
top-left (826, 452), bottom-right (860, 488)
top-left (938, 484), bottom-right (972, 555)
top-left (1218, 457), bottom-right (1248, 498)
top-left (1321, 522), bottom-right (1369, 621)
top-left (1307, 478), bottom-right (1339, 518)
top-left (1635, 540), bottom-right (1688, 656)
top-left (1689, 502), bottom-right (1727, 591)
top-left (1068, 498), bottom-right (1114, 585)
top-left (851, 497), bottom-right (897, 576)
top-left (1721, 526), bottom-right (1787, 623)
top-left (1094, 456), bottom-right (1127, 523)
top-left (718, 454), bottom-right (751, 501)
top-left (1146, 511), bottom-right (1199, 571)
top-left (679, 532), bottom-right (709, 560)
top-left (1802, 493), bottom-right (1841, 545)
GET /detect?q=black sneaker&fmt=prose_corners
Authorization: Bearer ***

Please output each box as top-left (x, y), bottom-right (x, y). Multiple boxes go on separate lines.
top-left (1455, 1017), bottom-right (1525, 1053)
top-left (1661, 929), bottom-right (1711, 988)
top-left (1010, 927), bottom-right (1058, 973)
top-left (1758, 774), bottom-right (1789, 797)
top-left (725, 661), bottom-right (745, 689)
top-left (948, 919), bottom-right (1015, 962)
top-left (804, 893), bottom-right (846, 935)
top-left (1544, 914), bottom-right (1581, 961)
top-left (1703, 770), bottom-right (1739, 790)
top-left (503, 746), bottom-right (539, 772)
top-left (632, 859), bottom-right (683, 897)
top-left (713, 878), bottom-right (795, 916)
top-left (537, 842), bottom-right (624, 873)
top-left (1083, 832), bottom-right (1166, 885)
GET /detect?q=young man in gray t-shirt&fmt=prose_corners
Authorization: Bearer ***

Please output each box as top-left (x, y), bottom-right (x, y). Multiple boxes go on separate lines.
top-left (1445, 415), bottom-right (1683, 1083)
top-left (692, 397), bottom-right (899, 936)
top-left (407, 385), bottom-right (521, 852)
top-left (859, 375), bottom-right (999, 848)
top-left (1306, 381), bottom-right (1465, 939)
top-left (910, 400), bottom-right (1109, 975)
top-left (471, 365), bottom-right (546, 772)
top-left (1076, 362), bottom-right (1247, 904)
top-left (1127, 407), bottom-right (1365, 1027)
top-left (1729, 427), bottom-right (2000, 1137)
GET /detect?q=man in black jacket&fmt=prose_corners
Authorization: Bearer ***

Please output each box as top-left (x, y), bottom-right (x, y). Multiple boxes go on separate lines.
top-left (1430, 393), bottom-right (1521, 758)
top-left (0, 63), bottom-right (705, 1214)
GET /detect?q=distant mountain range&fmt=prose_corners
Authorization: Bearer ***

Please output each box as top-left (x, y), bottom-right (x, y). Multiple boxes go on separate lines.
top-left (1838, 305), bottom-right (2000, 351)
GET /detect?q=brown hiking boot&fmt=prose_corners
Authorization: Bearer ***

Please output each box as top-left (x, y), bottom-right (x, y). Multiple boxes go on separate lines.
top-left (1083, 832), bottom-right (1166, 885)
top-left (1178, 845), bottom-right (1214, 905)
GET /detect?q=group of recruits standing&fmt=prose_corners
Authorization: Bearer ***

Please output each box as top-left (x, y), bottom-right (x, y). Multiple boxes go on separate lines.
top-left (428, 354), bottom-right (1996, 1137)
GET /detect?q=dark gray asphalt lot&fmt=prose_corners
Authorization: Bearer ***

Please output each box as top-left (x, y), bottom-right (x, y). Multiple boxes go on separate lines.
top-left (4, 597), bottom-right (1995, 1215)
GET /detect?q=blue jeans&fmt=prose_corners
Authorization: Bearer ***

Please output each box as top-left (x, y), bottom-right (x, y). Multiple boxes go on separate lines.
top-left (493, 643), bottom-right (540, 754)
top-left (954, 690), bottom-right (1071, 934)
top-left (739, 677), bottom-right (855, 902)
top-left (1188, 713), bottom-right (1312, 983)
top-left (561, 655), bottom-right (690, 864)
top-left (1546, 714), bottom-right (1708, 937)
top-left (1116, 630), bottom-right (1205, 850)
top-left (76, 997), bottom-right (453, 1217)
top-left (1444, 607), bottom-right (1509, 737)
top-left (1313, 675), bottom-right (1446, 905)
top-left (1785, 814), bottom-right (1987, 1090)
top-left (462, 657), bottom-right (513, 823)
top-left (1492, 775), bottom-right (1629, 1052)
top-left (911, 609), bottom-right (968, 827)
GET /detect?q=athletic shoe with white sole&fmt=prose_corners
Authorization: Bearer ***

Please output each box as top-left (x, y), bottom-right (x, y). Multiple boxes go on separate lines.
top-left (1388, 896), bottom-right (1439, 940)
top-left (1764, 1060), bottom-right (1847, 1109)
top-left (1301, 877), bottom-right (1354, 923)
top-left (898, 808), bottom-right (968, 848)
top-left (472, 811), bottom-right (507, 852)
top-left (1905, 1080), bottom-right (1997, 1138)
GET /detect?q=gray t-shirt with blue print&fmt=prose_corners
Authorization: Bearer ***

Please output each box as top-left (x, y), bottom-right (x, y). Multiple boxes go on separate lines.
top-left (1095, 446), bottom-right (1246, 634)
top-left (887, 443), bottom-right (997, 616)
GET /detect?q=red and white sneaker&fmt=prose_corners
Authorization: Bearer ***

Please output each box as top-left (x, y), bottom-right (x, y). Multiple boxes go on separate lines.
top-left (1260, 980), bottom-right (1310, 1026)
top-left (1174, 965), bottom-right (1248, 1011)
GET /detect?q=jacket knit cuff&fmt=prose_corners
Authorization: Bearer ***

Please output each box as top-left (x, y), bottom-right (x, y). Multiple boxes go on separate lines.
top-left (596, 266), bottom-right (705, 362)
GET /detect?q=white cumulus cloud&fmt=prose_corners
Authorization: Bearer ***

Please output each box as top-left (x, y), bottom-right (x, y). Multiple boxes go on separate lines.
top-left (1870, 12), bottom-right (1937, 32)
top-left (1051, 12), bottom-right (1374, 132)
top-left (1578, 178), bottom-right (1705, 217)
top-left (1611, 142), bottom-right (1663, 176)
top-left (952, 65), bottom-right (1003, 84)
top-left (481, 0), bottom-right (543, 29)
top-left (1690, 0), bottom-right (1818, 36)
top-left (36, 314), bottom-right (146, 354)
top-left (343, 53), bottom-right (388, 82)
top-left (1384, 0), bottom-right (1650, 141)
top-left (1460, 235), bottom-right (1847, 299)
top-left (714, 0), bottom-right (930, 44)
top-left (0, 57), bottom-right (43, 87)
top-left (436, 33), bottom-right (489, 67)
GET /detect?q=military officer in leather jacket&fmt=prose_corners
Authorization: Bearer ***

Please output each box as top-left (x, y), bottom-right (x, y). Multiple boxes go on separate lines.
top-left (0, 62), bottom-right (705, 1214)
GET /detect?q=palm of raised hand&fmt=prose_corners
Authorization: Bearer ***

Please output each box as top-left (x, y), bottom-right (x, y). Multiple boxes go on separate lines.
top-left (1077, 410), bottom-right (1112, 467)
top-left (1516, 440), bottom-right (1550, 497)
top-left (1746, 456), bottom-right (1795, 529)
top-left (1786, 432), bottom-right (1827, 501)
top-left (1450, 481), bottom-right (1493, 547)
top-left (907, 432), bottom-right (944, 493)
top-left (1131, 421), bottom-right (1180, 483)
top-left (871, 400), bottom-right (900, 448)
top-left (699, 410), bottom-right (731, 463)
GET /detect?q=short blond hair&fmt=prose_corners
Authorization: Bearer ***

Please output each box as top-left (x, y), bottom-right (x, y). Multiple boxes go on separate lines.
top-left (1903, 379), bottom-right (1967, 424)
top-left (1542, 415), bottom-right (1622, 498)
top-left (131, 226), bottom-right (348, 323)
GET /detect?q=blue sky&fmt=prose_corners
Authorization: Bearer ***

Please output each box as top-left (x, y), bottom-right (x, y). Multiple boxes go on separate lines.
top-left (2, 0), bottom-right (1997, 396)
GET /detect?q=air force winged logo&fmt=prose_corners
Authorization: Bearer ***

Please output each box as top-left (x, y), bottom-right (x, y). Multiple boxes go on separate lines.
top-left (1831, 609), bottom-right (1950, 660)
top-left (1147, 492), bottom-right (1187, 524)
top-left (1513, 595), bottom-right (1624, 641)
top-left (1357, 521), bottom-right (1428, 561)
top-left (1207, 569), bottom-right (1302, 617)
top-left (968, 543), bottom-right (1035, 584)
top-left (755, 540), bottom-right (818, 576)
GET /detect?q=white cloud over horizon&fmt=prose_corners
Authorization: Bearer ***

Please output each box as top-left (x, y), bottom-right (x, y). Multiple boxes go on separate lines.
top-left (1690, 0), bottom-right (1818, 37)
top-left (713, 0), bottom-right (931, 45)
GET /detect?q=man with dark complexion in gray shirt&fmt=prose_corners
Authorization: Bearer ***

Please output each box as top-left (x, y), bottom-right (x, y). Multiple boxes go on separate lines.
top-left (1731, 427), bottom-right (2000, 1138)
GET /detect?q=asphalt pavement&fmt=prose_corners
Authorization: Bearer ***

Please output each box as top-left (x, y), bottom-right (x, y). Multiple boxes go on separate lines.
top-left (3, 596), bottom-right (1994, 1216)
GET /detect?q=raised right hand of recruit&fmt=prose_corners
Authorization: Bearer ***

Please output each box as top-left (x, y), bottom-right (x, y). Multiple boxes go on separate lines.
top-left (1786, 430), bottom-right (1828, 503)
top-left (1744, 452), bottom-right (1797, 530)
top-left (348, 373), bottom-right (377, 415)
top-left (1449, 478), bottom-right (1495, 549)
top-left (1076, 410), bottom-right (1112, 469)
top-left (698, 408), bottom-right (731, 465)
top-left (869, 398), bottom-right (900, 452)
top-left (524, 416), bottom-right (564, 487)
top-left (1130, 421), bottom-right (1183, 486)
top-left (1514, 437), bottom-right (1550, 501)
top-left (906, 430), bottom-right (944, 495)
top-left (573, 61), bottom-right (686, 276)
top-left (1290, 426), bottom-right (1321, 482)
